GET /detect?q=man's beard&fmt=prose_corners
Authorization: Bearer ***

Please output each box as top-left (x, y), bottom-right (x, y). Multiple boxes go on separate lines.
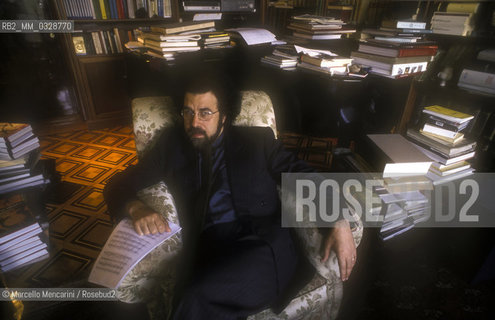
top-left (187, 118), bottom-right (224, 151)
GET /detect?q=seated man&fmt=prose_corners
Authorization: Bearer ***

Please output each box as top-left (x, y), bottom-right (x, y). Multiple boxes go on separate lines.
top-left (104, 70), bottom-right (356, 319)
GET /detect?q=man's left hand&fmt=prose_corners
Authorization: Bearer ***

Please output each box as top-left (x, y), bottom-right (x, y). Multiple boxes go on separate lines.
top-left (320, 219), bottom-right (356, 281)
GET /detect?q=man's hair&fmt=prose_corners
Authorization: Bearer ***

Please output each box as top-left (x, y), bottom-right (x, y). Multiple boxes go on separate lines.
top-left (181, 67), bottom-right (241, 125)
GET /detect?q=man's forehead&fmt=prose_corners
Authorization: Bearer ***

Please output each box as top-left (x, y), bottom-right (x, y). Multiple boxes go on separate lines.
top-left (184, 91), bottom-right (218, 108)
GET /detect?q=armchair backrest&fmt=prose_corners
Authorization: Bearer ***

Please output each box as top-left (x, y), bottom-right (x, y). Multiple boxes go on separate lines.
top-left (132, 90), bottom-right (277, 158)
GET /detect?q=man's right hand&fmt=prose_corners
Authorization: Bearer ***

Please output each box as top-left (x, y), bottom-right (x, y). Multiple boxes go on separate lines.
top-left (126, 200), bottom-right (171, 236)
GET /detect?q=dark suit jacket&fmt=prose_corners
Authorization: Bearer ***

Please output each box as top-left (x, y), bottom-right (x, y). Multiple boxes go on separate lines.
top-left (104, 125), bottom-right (315, 294)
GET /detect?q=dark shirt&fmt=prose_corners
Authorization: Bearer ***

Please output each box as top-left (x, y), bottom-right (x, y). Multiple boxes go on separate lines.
top-left (204, 133), bottom-right (237, 228)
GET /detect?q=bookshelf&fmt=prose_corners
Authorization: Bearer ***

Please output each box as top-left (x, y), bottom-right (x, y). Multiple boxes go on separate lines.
top-left (388, 0), bottom-right (495, 172)
top-left (52, 0), bottom-right (180, 129)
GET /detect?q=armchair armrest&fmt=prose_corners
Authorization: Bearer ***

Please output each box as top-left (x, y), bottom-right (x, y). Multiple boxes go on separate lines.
top-left (116, 182), bottom-right (183, 305)
top-left (294, 210), bottom-right (363, 282)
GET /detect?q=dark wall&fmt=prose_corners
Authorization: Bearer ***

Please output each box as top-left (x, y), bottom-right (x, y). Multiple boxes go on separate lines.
top-left (0, 0), bottom-right (78, 123)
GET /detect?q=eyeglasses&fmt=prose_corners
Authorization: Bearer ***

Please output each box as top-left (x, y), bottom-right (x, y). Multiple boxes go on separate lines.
top-left (181, 108), bottom-right (219, 121)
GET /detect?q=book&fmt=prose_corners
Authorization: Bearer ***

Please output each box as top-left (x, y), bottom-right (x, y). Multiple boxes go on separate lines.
top-left (1, 248), bottom-right (49, 272)
top-left (408, 132), bottom-right (475, 160)
top-left (406, 128), bottom-right (475, 157)
top-left (379, 27), bottom-right (433, 34)
top-left (477, 49), bottom-right (495, 63)
top-left (431, 12), bottom-right (473, 24)
top-left (288, 22), bottom-right (343, 32)
top-left (384, 176), bottom-right (433, 193)
top-left (353, 58), bottom-right (428, 77)
top-left (0, 236), bottom-right (42, 261)
top-left (144, 39), bottom-right (199, 47)
top-left (0, 123), bottom-right (32, 145)
top-left (139, 31), bottom-right (202, 42)
top-left (422, 105), bottom-right (474, 124)
top-left (145, 43), bottom-right (201, 52)
top-left (0, 173), bottom-right (45, 194)
top-left (373, 36), bottom-right (422, 43)
top-left (422, 123), bottom-right (462, 139)
top-left (413, 144), bottom-right (475, 166)
top-left (7, 136), bottom-right (39, 155)
top-left (361, 28), bottom-right (421, 37)
top-left (292, 33), bottom-right (342, 40)
top-left (429, 161), bottom-right (471, 176)
top-left (458, 69), bottom-right (495, 91)
top-left (261, 55), bottom-right (297, 65)
top-left (367, 134), bottom-right (433, 177)
top-left (379, 190), bottom-right (428, 205)
top-left (423, 114), bottom-right (470, 132)
top-left (364, 38), bottom-right (436, 48)
top-left (151, 21), bottom-right (215, 35)
top-left (446, 2), bottom-right (479, 14)
top-left (292, 14), bottom-right (344, 25)
top-left (351, 51), bottom-right (433, 65)
top-left (88, 218), bottom-right (181, 288)
top-left (357, 42), bottom-right (438, 58)
top-left (382, 19), bottom-right (427, 30)
top-left (8, 131), bottom-right (34, 148)
top-left (380, 220), bottom-right (415, 240)
top-left (426, 168), bottom-right (474, 185)
top-left (272, 45), bottom-right (299, 60)
top-left (1, 140), bottom-right (40, 160)
top-left (0, 224), bottom-right (43, 252)
top-left (260, 57), bottom-right (297, 69)
top-left (0, 242), bottom-right (48, 267)
top-left (0, 158), bottom-right (26, 170)
top-left (300, 54), bottom-right (352, 68)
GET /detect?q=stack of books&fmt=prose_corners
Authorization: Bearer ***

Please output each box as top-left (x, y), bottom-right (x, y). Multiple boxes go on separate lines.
top-left (377, 188), bottom-right (431, 241)
top-left (457, 49), bottom-right (495, 95)
top-left (0, 194), bottom-right (49, 272)
top-left (0, 123), bottom-right (49, 195)
top-left (260, 45), bottom-right (299, 70)
top-left (297, 52), bottom-right (352, 75)
top-left (287, 14), bottom-right (356, 40)
top-left (430, 12), bottom-right (474, 36)
top-left (0, 158), bottom-right (49, 195)
top-left (406, 105), bottom-right (476, 185)
top-left (367, 134), bottom-right (433, 240)
top-left (201, 31), bottom-right (231, 49)
top-left (0, 123), bottom-right (39, 161)
top-left (429, 0), bottom-right (479, 36)
top-left (138, 32), bottom-right (202, 56)
top-left (353, 20), bottom-right (437, 78)
top-left (137, 21), bottom-right (216, 58)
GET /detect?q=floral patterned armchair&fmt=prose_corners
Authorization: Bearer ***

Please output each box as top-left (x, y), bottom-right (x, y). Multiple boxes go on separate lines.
top-left (116, 91), bottom-right (363, 320)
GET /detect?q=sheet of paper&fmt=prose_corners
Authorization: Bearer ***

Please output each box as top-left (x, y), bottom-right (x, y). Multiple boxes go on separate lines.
top-left (294, 45), bottom-right (338, 57)
top-left (226, 28), bottom-right (277, 45)
top-left (88, 219), bottom-right (181, 288)
top-left (193, 13), bottom-right (222, 21)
